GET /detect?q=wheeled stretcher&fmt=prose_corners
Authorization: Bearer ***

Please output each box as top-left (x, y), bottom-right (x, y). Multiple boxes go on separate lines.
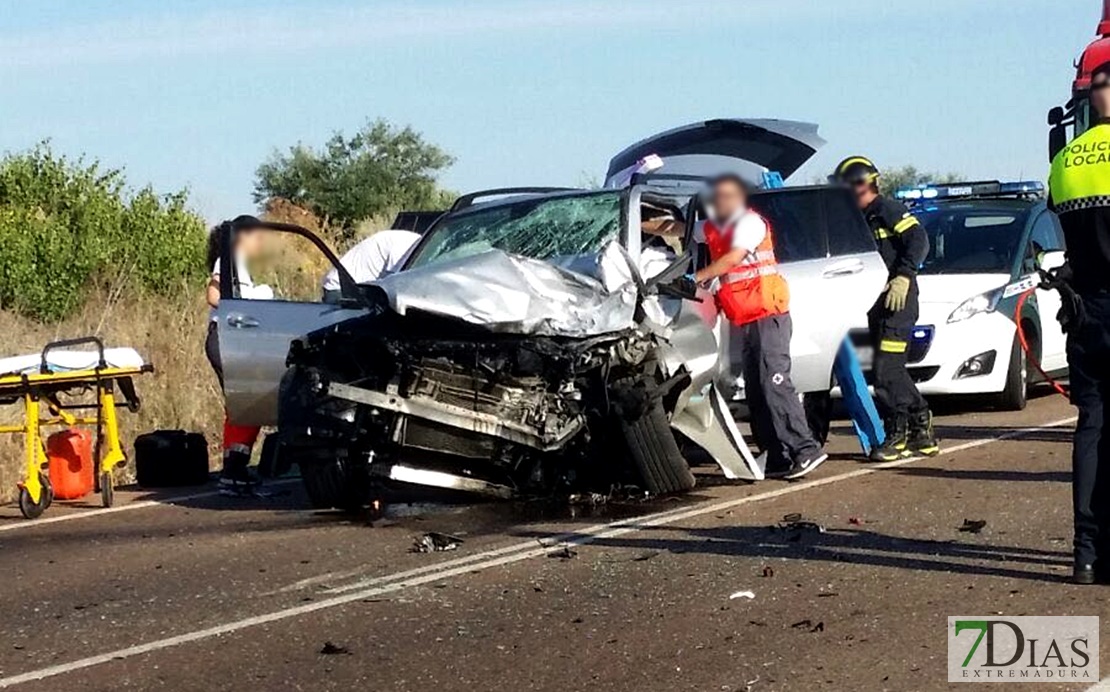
top-left (0, 337), bottom-right (153, 519)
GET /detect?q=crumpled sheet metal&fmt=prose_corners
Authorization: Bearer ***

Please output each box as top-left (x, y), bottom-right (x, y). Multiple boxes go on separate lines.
top-left (373, 246), bottom-right (638, 337)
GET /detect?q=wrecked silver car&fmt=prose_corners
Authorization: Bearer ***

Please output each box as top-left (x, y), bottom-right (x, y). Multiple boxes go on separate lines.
top-left (273, 186), bottom-right (762, 508)
top-left (213, 119), bottom-right (885, 509)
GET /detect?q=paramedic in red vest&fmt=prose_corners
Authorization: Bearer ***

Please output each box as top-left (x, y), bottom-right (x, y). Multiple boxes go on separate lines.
top-left (694, 175), bottom-right (828, 480)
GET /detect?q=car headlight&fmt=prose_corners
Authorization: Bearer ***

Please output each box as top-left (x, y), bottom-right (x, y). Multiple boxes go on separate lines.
top-left (947, 288), bottom-right (1003, 324)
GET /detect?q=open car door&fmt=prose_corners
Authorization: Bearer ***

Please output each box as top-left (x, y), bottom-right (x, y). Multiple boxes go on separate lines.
top-left (605, 118), bottom-right (826, 188)
top-left (214, 220), bottom-right (370, 427)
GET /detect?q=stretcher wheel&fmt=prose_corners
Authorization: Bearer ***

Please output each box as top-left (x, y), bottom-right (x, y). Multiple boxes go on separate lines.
top-left (100, 472), bottom-right (114, 508)
top-left (18, 475), bottom-right (53, 520)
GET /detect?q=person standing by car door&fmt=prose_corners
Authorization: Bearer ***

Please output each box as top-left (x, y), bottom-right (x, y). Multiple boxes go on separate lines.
top-left (205, 216), bottom-right (272, 494)
top-left (321, 229), bottom-right (422, 303)
top-left (694, 175), bottom-right (827, 480)
top-left (1047, 61), bottom-right (1110, 585)
top-left (832, 157), bottom-right (939, 461)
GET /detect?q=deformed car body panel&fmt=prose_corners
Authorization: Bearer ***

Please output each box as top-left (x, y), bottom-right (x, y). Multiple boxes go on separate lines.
top-left (369, 245), bottom-right (638, 337)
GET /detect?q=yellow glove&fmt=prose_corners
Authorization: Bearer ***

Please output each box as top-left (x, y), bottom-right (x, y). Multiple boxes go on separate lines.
top-left (884, 276), bottom-right (911, 312)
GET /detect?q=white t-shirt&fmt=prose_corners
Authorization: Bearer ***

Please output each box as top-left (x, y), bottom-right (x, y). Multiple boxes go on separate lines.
top-left (210, 254), bottom-right (272, 320)
top-left (692, 208), bottom-right (768, 255)
top-left (322, 230), bottom-right (422, 291)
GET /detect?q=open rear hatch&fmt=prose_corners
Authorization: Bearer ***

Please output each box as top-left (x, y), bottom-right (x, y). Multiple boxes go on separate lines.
top-left (605, 118), bottom-right (825, 187)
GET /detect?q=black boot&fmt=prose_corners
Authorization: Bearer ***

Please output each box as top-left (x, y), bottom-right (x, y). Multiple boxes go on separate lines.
top-left (870, 417), bottom-right (910, 462)
top-left (907, 409), bottom-right (940, 457)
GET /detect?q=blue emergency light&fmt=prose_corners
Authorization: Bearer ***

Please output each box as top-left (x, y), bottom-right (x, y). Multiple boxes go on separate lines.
top-left (895, 180), bottom-right (1045, 202)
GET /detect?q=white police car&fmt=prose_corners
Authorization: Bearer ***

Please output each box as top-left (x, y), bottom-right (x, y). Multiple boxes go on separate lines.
top-left (849, 181), bottom-right (1067, 410)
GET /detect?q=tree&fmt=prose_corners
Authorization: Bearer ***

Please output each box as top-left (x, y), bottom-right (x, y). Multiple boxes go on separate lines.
top-left (876, 165), bottom-right (961, 195)
top-left (253, 119), bottom-right (455, 233)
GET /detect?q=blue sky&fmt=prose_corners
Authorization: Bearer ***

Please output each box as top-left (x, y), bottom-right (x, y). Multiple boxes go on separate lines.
top-left (0, 0), bottom-right (1099, 221)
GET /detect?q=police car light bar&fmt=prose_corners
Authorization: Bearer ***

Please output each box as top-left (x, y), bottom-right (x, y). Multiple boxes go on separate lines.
top-left (895, 180), bottom-right (1045, 202)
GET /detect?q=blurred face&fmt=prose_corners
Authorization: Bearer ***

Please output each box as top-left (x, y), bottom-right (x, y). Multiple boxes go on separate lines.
top-left (1092, 73), bottom-right (1110, 118)
top-left (712, 180), bottom-right (747, 221)
top-left (852, 178), bottom-right (878, 209)
top-left (235, 228), bottom-right (265, 258)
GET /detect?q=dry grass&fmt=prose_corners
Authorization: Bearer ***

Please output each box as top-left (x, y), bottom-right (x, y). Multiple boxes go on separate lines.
top-left (0, 201), bottom-right (399, 502)
top-left (0, 290), bottom-right (220, 501)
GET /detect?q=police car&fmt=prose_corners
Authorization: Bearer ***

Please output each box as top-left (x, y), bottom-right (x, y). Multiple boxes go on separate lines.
top-left (849, 181), bottom-right (1067, 410)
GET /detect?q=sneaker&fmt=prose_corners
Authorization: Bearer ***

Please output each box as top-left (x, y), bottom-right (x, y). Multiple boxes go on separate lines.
top-left (218, 451), bottom-right (259, 496)
top-left (869, 417), bottom-right (911, 462)
top-left (783, 452), bottom-right (829, 480)
top-left (907, 410), bottom-right (940, 457)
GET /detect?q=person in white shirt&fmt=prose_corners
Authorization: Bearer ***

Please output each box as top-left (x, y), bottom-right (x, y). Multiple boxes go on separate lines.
top-left (693, 175), bottom-right (826, 481)
top-left (204, 216), bottom-right (271, 494)
top-left (322, 229), bottom-right (422, 302)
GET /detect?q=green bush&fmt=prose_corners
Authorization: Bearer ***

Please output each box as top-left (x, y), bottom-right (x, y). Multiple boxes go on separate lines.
top-left (0, 143), bottom-right (207, 321)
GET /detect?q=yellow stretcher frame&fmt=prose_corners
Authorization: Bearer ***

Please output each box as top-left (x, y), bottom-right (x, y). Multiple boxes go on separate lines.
top-left (0, 337), bottom-right (153, 519)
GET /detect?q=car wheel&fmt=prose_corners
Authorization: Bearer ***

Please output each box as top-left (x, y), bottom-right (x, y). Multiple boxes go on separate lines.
top-left (995, 337), bottom-right (1027, 412)
top-left (620, 397), bottom-right (696, 495)
top-left (299, 455), bottom-right (370, 511)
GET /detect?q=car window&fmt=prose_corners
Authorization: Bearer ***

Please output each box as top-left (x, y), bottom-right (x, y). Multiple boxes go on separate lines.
top-left (916, 202), bottom-right (1031, 275)
top-left (749, 189), bottom-right (827, 262)
top-left (749, 187), bottom-right (873, 262)
top-left (1028, 211), bottom-right (1065, 254)
top-left (406, 191), bottom-right (622, 269)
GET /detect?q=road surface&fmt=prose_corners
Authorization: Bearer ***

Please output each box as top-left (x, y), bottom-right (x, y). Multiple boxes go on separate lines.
top-left (0, 392), bottom-right (1103, 691)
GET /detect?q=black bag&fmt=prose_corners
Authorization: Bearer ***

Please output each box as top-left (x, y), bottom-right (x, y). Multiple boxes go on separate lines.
top-left (134, 430), bottom-right (210, 488)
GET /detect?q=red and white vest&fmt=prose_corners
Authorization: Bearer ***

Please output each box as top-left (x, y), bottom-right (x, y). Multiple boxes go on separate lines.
top-left (703, 213), bottom-right (790, 325)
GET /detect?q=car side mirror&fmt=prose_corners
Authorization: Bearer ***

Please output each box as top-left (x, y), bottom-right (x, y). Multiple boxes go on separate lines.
top-left (1049, 124), bottom-right (1068, 162)
top-left (1047, 106), bottom-right (1065, 126)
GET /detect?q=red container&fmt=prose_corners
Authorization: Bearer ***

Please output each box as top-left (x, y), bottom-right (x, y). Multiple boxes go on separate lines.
top-left (47, 428), bottom-right (95, 500)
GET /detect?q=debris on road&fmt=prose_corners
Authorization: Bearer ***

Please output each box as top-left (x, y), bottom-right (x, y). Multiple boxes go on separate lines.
top-left (567, 492), bottom-right (607, 506)
top-left (319, 641), bottom-right (351, 656)
top-left (790, 619), bottom-right (825, 633)
top-left (412, 532), bottom-right (464, 553)
top-left (776, 513), bottom-right (826, 535)
top-left (762, 566), bottom-right (775, 578)
top-left (958, 519), bottom-right (988, 534)
top-left (548, 545), bottom-right (578, 560)
top-left (848, 516), bottom-right (863, 525)
top-left (729, 590), bottom-right (756, 600)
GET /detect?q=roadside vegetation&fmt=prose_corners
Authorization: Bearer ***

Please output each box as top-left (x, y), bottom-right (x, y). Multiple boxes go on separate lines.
top-left (0, 123), bottom-right (454, 499)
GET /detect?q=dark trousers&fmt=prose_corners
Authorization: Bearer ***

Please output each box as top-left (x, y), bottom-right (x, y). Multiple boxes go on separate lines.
top-left (205, 321), bottom-right (223, 389)
top-left (867, 280), bottom-right (927, 421)
top-left (1068, 293), bottom-right (1110, 565)
top-left (736, 313), bottom-right (821, 468)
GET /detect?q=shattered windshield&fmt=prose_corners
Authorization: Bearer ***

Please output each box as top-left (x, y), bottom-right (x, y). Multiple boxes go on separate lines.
top-left (405, 191), bottom-right (623, 269)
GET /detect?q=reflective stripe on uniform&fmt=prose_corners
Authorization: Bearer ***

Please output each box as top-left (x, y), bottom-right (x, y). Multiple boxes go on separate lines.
top-left (724, 264), bottom-right (780, 282)
top-left (879, 339), bottom-right (908, 354)
top-left (1053, 195), bottom-right (1110, 214)
top-left (874, 227), bottom-right (892, 239)
top-left (893, 216), bottom-right (920, 233)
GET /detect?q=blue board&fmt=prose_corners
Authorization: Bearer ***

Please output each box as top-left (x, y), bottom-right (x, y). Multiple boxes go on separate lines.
top-left (763, 170), bottom-right (885, 454)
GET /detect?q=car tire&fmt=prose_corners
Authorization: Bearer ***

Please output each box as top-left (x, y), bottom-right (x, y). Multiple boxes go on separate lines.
top-left (299, 456), bottom-right (369, 511)
top-left (620, 398), bottom-right (696, 495)
top-left (995, 337), bottom-right (1027, 412)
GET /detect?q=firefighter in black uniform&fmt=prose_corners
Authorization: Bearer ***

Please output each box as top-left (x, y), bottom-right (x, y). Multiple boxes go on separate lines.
top-left (832, 157), bottom-right (939, 461)
top-left (1047, 61), bottom-right (1110, 585)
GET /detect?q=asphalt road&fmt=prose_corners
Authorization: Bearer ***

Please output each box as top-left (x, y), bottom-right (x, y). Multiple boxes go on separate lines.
top-left (0, 392), bottom-right (1104, 691)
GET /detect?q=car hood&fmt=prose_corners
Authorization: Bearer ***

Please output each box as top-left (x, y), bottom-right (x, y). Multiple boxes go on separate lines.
top-left (917, 274), bottom-right (1009, 306)
top-left (368, 244), bottom-right (640, 337)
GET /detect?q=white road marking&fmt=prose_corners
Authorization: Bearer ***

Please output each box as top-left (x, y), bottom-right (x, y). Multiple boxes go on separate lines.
top-left (0, 417), bottom-right (1077, 688)
top-left (0, 479), bottom-right (301, 534)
